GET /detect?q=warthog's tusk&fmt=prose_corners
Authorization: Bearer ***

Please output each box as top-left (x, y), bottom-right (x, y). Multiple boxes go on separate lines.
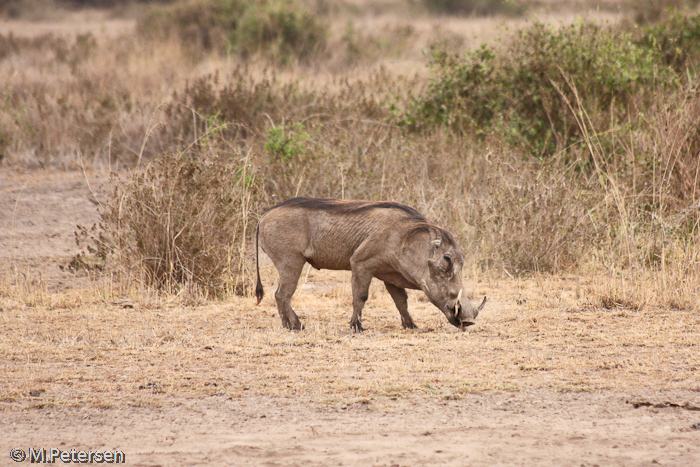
top-left (455, 288), bottom-right (462, 316)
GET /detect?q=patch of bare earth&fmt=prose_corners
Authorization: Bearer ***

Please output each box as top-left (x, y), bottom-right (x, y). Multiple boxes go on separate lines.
top-left (3, 392), bottom-right (699, 467)
top-left (1, 171), bottom-right (699, 466)
top-left (0, 169), bottom-right (108, 289)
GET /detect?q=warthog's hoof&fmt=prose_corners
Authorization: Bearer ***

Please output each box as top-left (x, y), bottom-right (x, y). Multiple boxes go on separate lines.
top-left (283, 321), bottom-right (304, 331)
top-left (350, 320), bottom-right (364, 333)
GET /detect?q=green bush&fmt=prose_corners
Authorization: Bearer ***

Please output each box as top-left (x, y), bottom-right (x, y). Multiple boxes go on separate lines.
top-left (264, 121), bottom-right (311, 163)
top-left (233, 0), bottom-right (326, 62)
top-left (403, 21), bottom-right (675, 157)
top-left (637, 10), bottom-right (700, 72)
top-left (137, 0), bottom-right (326, 63)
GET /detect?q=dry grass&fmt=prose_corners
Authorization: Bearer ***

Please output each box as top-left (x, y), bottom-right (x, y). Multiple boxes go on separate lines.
top-left (1, 268), bottom-right (698, 410)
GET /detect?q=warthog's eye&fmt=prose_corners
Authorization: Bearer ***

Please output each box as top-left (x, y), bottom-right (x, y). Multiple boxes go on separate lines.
top-left (442, 255), bottom-right (452, 272)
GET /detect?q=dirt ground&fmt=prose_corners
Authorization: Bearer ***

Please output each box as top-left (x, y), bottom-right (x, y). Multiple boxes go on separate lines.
top-left (1, 170), bottom-right (699, 466)
top-left (3, 391), bottom-right (700, 467)
top-left (0, 169), bottom-right (104, 254)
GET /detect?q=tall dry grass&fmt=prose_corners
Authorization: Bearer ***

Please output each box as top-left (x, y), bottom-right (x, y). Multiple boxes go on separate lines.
top-left (0, 23), bottom-right (193, 168)
top-left (560, 78), bottom-right (700, 310)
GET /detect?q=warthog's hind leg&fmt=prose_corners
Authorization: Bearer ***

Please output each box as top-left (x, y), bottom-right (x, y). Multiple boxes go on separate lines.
top-left (384, 282), bottom-right (417, 329)
top-left (273, 256), bottom-right (305, 331)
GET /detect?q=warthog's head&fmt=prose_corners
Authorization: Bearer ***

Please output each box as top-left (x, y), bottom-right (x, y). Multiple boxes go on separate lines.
top-left (416, 226), bottom-right (487, 330)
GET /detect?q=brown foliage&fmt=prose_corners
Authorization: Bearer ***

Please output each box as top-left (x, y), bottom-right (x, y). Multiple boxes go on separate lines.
top-left (101, 145), bottom-right (263, 296)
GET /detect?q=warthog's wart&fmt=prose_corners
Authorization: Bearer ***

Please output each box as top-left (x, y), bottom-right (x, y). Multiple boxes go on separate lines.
top-left (255, 198), bottom-right (486, 331)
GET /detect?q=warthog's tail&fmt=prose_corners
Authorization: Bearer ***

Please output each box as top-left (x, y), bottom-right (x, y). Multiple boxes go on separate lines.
top-left (255, 220), bottom-right (264, 305)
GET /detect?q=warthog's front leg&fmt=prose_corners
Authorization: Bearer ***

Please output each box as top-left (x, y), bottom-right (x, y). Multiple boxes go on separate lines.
top-left (349, 269), bottom-right (373, 332)
top-left (384, 282), bottom-right (417, 329)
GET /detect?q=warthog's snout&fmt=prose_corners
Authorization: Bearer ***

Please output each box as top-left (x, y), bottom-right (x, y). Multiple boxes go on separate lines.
top-left (451, 293), bottom-right (487, 331)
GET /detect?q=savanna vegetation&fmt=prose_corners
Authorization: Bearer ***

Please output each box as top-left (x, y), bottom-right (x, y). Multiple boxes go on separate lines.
top-left (1, 0), bottom-right (699, 312)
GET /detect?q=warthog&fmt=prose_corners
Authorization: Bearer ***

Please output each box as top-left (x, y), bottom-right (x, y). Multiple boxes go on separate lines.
top-left (255, 198), bottom-right (486, 331)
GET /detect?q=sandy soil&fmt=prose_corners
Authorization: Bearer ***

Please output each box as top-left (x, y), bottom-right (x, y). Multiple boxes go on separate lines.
top-left (0, 169), bottom-right (107, 289)
top-left (3, 392), bottom-right (700, 466)
top-left (1, 170), bottom-right (699, 466)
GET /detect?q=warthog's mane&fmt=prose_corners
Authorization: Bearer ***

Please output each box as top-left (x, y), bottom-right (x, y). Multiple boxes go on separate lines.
top-left (271, 197), bottom-right (456, 248)
top-left (272, 197), bottom-right (426, 219)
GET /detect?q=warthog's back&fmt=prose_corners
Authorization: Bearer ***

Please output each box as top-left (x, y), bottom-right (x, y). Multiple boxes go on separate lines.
top-left (259, 198), bottom-right (427, 270)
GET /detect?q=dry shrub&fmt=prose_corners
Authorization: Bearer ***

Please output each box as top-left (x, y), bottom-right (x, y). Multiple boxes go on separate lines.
top-left (0, 0), bottom-right (177, 18)
top-left (160, 69), bottom-right (319, 147)
top-left (334, 21), bottom-right (419, 67)
top-left (0, 33), bottom-right (101, 164)
top-left (155, 68), bottom-right (398, 198)
top-left (101, 143), bottom-right (263, 297)
top-left (470, 152), bottom-right (599, 273)
top-left (64, 0), bottom-right (177, 7)
top-left (394, 13), bottom-right (700, 288)
top-left (596, 83), bottom-right (700, 260)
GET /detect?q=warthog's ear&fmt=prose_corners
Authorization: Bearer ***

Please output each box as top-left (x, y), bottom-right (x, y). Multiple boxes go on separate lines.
top-left (428, 227), bottom-right (442, 248)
